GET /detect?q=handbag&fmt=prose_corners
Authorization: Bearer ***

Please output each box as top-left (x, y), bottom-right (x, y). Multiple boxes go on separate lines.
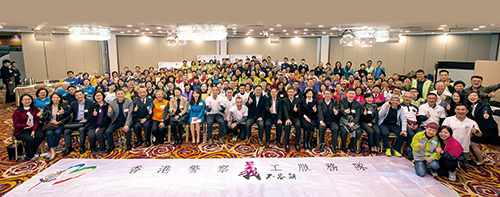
top-left (42, 123), bottom-right (60, 131)
top-left (7, 143), bottom-right (23, 160)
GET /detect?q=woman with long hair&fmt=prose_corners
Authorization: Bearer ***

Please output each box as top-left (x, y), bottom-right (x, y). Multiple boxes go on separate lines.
top-left (40, 92), bottom-right (70, 160)
top-left (87, 91), bottom-right (110, 154)
top-left (354, 86), bottom-right (365, 103)
top-left (189, 90), bottom-right (205, 145)
top-left (446, 91), bottom-right (465, 116)
top-left (342, 61), bottom-right (354, 78)
top-left (12, 94), bottom-right (44, 161)
top-left (436, 126), bottom-right (463, 181)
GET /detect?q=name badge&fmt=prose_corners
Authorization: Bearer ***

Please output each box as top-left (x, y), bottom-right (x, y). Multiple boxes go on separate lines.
top-left (430, 140), bottom-right (437, 145)
top-left (84, 109), bottom-right (88, 113)
top-left (161, 105), bottom-right (166, 109)
top-left (180, 105), bottom-right (183, 109)
top-left (367, 111), bottom-right (372, 114)
top-left (147, 106), bottom-right (150, 110)
top-left (99, 109), bottom-right (102, 113)
top-left (124, 109), bottom-right (129, 112)
top-left (351, 109), bottom-right (356, 113)
top-left (84, 92), bottom-right (88, 95)
top-left (199, 102), bottom-right (203, 106)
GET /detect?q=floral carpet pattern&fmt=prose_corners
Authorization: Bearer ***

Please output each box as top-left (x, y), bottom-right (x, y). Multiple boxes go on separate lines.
top-left (0, 103), bottom-right (499, 196)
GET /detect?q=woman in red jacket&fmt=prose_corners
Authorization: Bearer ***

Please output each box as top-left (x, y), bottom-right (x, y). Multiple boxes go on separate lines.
top-left (436, 126), bottom-right (463, 181)
top-left (12, 94), bottom-right (44, 161)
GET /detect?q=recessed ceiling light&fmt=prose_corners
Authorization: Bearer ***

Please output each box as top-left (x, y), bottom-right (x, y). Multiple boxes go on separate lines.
top-left (149, 32), bottom-right (152, 34)
top-left (233, 32), bottom-right (236, 34)
top-left (331, 27), bottom-right (337, 30)
top-left (318, 25), bottom-right (324, 27)
top-left (286, 33), bottom-right (289, 35)
top-left (311, 33), bottom-right (315, 35)
top-left (259, 32), bottom-right (262, 35)
top-left (405, 30), bottom-right (410, 32)
top-left (156, 27), bottom-right (161, 29)
top-left (127, 25), bottom-right (133, 27)
top-left (303, 32), bottom-right (307, 34)
top-left (17, 30), bottom-right (20, 31)
top-left (440, 25), bottom-right (447, 27)
top-left (305, 22), bottom-right (311, 25)
top-left (170, 25), bottom-right (175, 28)
top-left (276, 24), bottom-right (281, 27)
top-left (141, 32), bottom-right (145, 34)
top-left (135, 30), bottom-right (139, 32)
top-left (473, 28), bottom-right (479, 31)
top-left (270, 34), bottom-right (274, 36)
top-left (491, 24), bottom-right (495, 26)
top-left (269, 28), bottom-right (274, 30)
top-left (127, 30), bottom-right (131, 32)
top-left (329, 33), bottom-right (333, 35)
top-left (304, 29), bottom-right (308, 31)
top-left (233, 30), bottom-right (237, 32)
top-left (283, 30), bottom-right (287, 32)
top-left (249, 29), bottom-right (253, 31)
top-left (438, 27), bottom-right (444, 30)
top-left (322, 32), bottom-right (326, 34)
top-left (245, 33), bottom-right (249, 35)
top-left (232, 27), bottom-right (236, 30)
top-left (34, 27), bottom-right (41, 30)
top-left (294, 31), bottom-right (298, 33)
top-left (479, 26), bottom-right (486, 28)
top-left (145, 28), bottom-right (150, 31)
top-left (120, 31), bottom-right (124, 33)
top-left (444, 33), bottom-right (448, 35)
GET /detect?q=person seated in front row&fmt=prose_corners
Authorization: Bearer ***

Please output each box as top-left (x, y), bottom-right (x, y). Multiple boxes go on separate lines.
top-left (283, 87), bottom-right (302, 152)
top-left (40, 92), bottom-right (70, 160)
top-left (168, 88), bottom-right (189, 146)
top-left (411, 122), bottom-right (441, 177)
top-left (436, 126), bottom-right (463, 181)
top-left (378, 95), bottom-right (407, 157)
top-left (85, 91), bottom-right (110, 154)
top-left (360, 93), bottom-right (380, 154)
top-left (339, 88), bottom-right (362, 153)
top-left (61, 90), bottom-right (93, 157)
top-left (245, 85), bottom-right (267, 146)
top-left (265, 88), bottom-right (283, 148)
top-left (318, 89), bottom-right (340, 152)
top-left (133, 88), bottom-right (154, 147)
top-left (105, 89), bottom-right (134, 153)
top-left (12, 94), bottom-right (45, 161)
top-left (205, 86), bottom-right (226, 146)
top-left (227, 97), bottom-right (248, 143)
top-left (149, 90), bottom-right (169, 146)
top-left (300, 89), bottom-right (318, 151)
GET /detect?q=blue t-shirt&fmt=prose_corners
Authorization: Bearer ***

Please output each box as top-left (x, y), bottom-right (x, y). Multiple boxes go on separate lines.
top-left (57, 89), bottom-right (69, 97)
top-left (82, 85), bottom-right (95, 98)
top-left (64, 78), bottom-right (79, 86)
top-left (34, 97), bottom-right (51, 109)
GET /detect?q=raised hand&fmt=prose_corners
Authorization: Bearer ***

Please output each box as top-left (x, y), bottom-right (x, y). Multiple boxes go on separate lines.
top-left (447, 103), bottom-right (451, 111)
top-left (58, 107), bottom-right (64, 115)
top-left (364, 108), bottom-right (367, 115)
top-left (208, 102), bottom-right (212, 109)
top-left (312, 105), bottom-right (317, 112)
top-left (436, 147), bottom-right (443, 154)
top-left (108, 106), bottom-right (112, 114)
top-left (293, 104), bottom-right (298, 112)
top-left (426, 111), bottom-right (431, 118)
top-left (134, 105), bottom-right (139, 112)
top-left (248, 97), bottom-right (253, 104)
top-left (418, 142), bottom-right (425, 148)
top-left (93, 109), bottom-right (98, 116)
top-left (488, 91), bottom-right (496, 98)
top-left (484, 111), bottom-right (490, 119)
top-left (37, 110), bottom-right (42, 117)
top-left (385, 103), bottom-right (390, 108)
top-left (344, 108), bottom-right (350, 114)
top-left (218, 104), bottom-right (222, 111)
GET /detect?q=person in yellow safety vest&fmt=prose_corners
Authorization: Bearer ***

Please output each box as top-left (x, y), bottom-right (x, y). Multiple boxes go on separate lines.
top-left (407, 69), bottom-right (434, 102)
top-left (238, 72), bottom-right (248, 85)
top-left (180, 60), bottom-right (189, 71)
top-left (189, 60), bottom-right (200, 71)
top-left (365, 60), bottom-right (375, 74)
top-left (437, 70), bottom-right (455, 92)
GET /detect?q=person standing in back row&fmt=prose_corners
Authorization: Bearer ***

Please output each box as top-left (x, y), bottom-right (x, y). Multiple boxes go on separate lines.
top-left (1, 60), bottom-right (15, 103)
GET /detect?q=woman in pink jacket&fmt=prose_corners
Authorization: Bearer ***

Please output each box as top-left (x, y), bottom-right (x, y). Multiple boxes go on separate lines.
top-left (436, 126), bottom-right (464, 181)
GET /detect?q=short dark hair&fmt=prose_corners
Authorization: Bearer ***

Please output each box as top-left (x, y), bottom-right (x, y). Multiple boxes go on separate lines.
top-left (439, 70), bottom-right (449, 74)
top-left (36, 88), bottom-right (49, 98)
top-left (115, 88), bottom-right (125, 94)
top-left (454, 80), bottom-right (466, 87)
top-left (346, 88), bottom-right (356, 93)
top-left (67, 85), bottom-right (76, 90)
top-left (377, 60), bottom-right (382, 64)
top-left (2, 59), bottom-right (11, 65)
top-left (74, 90), bottom-right (84, 95)
top-left (67, 71), bottom-right (74, 75)
top-left (364, 93), bottom-right (373, 98)
top-left (367, 60), bottom-right (372, 63)
top-left (287, 87), bottom-right (295, 91)
top-left (416, 69), bottom-right (425, 74)
top-left (427, 93), bottom-right (438, 98)
top-left (470, 75), bottom-right (483, 81)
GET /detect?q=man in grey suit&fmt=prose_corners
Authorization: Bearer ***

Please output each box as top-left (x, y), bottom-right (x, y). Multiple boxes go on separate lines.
top-left (105, 89), bottom-right (134, 153)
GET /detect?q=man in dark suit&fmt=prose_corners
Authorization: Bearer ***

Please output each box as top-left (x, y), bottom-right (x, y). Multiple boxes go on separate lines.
top-left (283, 87), bottom-right (302, 152)
top-left (265, 87), bottom-right (283, 148)
top-left (133, 88), bottom-right (153, 147)
top-left (245, 85), bottom-right (267, 146)
top-left (339, 88), bottom-right (362, 153)
top-left (62, 90), bottom-right (93, 156)
top-left (105, 89), bottom-right (134, 153)
top-left (1, 60), bottom-right (15, 103)
top-left (318, 89), bottom-right (340, 152)
top-left (10, 61), bottom-right (22, 85)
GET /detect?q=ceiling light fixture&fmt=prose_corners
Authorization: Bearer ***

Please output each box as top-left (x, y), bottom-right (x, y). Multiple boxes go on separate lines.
top-left (145, 28), bottom-right (150, 31)
top-left (69, 26), bottom-right (111, 41)
top-left (322, 32), bottom-right (326, 34)
top-left (304, 29), bottom-right (308, 31)
top-left (283, 30), bottom-right (287, 32)
top-left (479, 25), bottom-right (486, 28)
top-left (318, 25), bottom-right (324, 27)
top-left (165, 35), bottom-right (177, 46)
top-left (176, 24), bottom-right (227, 41)
top-left (440, 25), bottom-right (447, 27)
top-left (156, 27), bottom-right (161, 29)
top-left (294, 31), bottom-right (298, 33)
top-left (178, 40), bottom-right (188, 46)
top-left (127, 30), bottom-right (131, 32)
top-left (127, 25), bottom-right (133, 27)
top-left (269, 28), bottom-right (274, 30)
top-left (249, 29), bottom-right (253, 32)
top-left (276, 24), bottom-right (281, 27)
top-left (135, 30), bottom-right (139, 32)
top-left (373, 29), bottom-right (390, 42)
top-left (438, 27), bottom-right (444, 30)
top-left (339, 29), bottom-right (354, 46)
top-left (473, 28), bottom-right (479, 31)
top-left (331, 27), bottom-right (337, 30)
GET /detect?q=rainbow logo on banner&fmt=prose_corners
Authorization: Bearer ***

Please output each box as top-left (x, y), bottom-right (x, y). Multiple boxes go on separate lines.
top-left (28, 163), bottom-right (97, 192)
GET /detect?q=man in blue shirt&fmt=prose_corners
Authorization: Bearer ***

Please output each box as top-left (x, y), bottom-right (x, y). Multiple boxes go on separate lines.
top-left (63, 71), bottom-right (79, 86)
top-left (281, 57), bottom-right (290, 71)
top-left (374, 60), bottom-right (386, 79)
top-left (57, 82), bottom-right (70, 97)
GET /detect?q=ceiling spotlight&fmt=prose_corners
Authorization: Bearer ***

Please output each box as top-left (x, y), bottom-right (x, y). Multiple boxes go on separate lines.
top-left (479, 26), bottom-right (486, 28)
top-left (34, 27), bottom-right (41, 30)
top-left (149, 32), bottom-right (152, 34)
top-left (405, 30), bottom-right (410, 32)
top-left (283, 30), bottom-right (287, 32)
top-left (135, 30), bottom-right (139, 32)
top-left (438, 27), bottom-right (444, 30)
top-left (156, 27), bottom-right (161, 29)
top-left (120, 31), bottom-right (124, 33)
top-left (259, 32), bottom-right (262, 35)
top-left (473, 28), bottom-right (479, 31)
top-left (166, 35), bottom-right (176, 46)
top-left (276, 24), bottom-right (281, 27)
top-left (303, 32), bottom-right (307, 34)
top-left (127, 30), bottom-right (131, 32)
top-left (311, 33), bottom-right (315, 35)
top-left (145, 28), bottom-right (150, 31)
top-left (158, 31), bottom-right (162, 33)
top-left (249, 29), bottom-right (253, 32)
top-left (440, 25), bottom-right (447, 27)
top-left (294, 31), bottom-right (298, 33)
top-left (127, 25), bottom-right (133, 27)
top-left (286, 33), bottom-right (289, 35)
top-left (304, 29), bottom-right (308, 31)
top-left (245, 33), bottom-right (249, 36)
top-left (269, 28), bottom-right (274, 30)
top-left (270, 34), bottom-right (274, 36)
top-left (232, 27), bottom-right (236, 30)
top-left (331, 27), bottom-right (337, 30)
top-left (362, 26), bottom-right (368, 28)
top-left (233, 32), bottom-right (236, 34)
top-left (318, 25), bottom-right (324, 27)
top-left (322, 32), bottom-right (326, 34)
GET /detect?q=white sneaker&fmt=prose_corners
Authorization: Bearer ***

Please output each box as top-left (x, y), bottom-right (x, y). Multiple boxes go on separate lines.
top-left (448, 171), bottom-right (456, 181)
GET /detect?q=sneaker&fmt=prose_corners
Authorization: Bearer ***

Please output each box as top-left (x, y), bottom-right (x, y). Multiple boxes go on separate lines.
top-left (430, 169), bottom-right (438, 176)
top-left (232, 136), bottom-right (237, 142)
top-left (393, 151), bottom-right (402, 157)
top-left (385, 149), bottom-right (392, 157)
top-left (448, 171), bottom-right (456, 181)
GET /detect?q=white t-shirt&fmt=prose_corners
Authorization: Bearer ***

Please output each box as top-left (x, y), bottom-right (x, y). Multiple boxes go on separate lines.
top-left (205, 95), bottom-right (226, 115)
top-left (229, 105), bottom-right (248, 123)
top-left (222, 96), bottom-right (236, 118)
top-left (401, 103), bottom-right (419, 123)
top-left (442, 116), bottom-right (479, 153)
top-left (430, 90), bottom-right (452, 106)
top-left (236, 92), bottom-right (249, 103)
top-left (419, 103), bottom-right (446, 127)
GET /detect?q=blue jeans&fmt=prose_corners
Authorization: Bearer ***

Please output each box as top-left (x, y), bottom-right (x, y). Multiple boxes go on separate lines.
top-left (406, 126), bottom-right (422, 152)
top-left (46, 126), bottom-right (64, 149)
top-left (414, 160), bottom-right (440, 177)
top-left (206, 114), bottom-right (225, 139)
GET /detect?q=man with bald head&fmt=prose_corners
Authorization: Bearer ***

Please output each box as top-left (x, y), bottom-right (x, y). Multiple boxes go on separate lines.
top-left (430, 81), bottom-right (452, 110)
top-left (133, 88), bottom-right (154, 147)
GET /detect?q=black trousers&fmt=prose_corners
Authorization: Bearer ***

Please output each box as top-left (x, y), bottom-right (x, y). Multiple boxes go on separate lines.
top-left (265, 116), bottom-right (283, 143)
top-left (227, 121), bottom-right (246, 139)
top-left (340, 125), bottom-right (361, 148)
top-left (134, 120), bottom-right (152, 143)
top-left (437, 157), bottom-right (459, 177)
top-left (360, 122), bottom-right (381, 148)
top-left (284, 118), bottom-right (301, 145)
top-left (245, 118), bottom-right (265, 140)
top-left (151, 120), bottom-right (167, 144)
top-left (319, 121), bottom-right (339, 145)
top-left (88, 126), bottom-right (108, 151)
top-left (14, 128), bottom-right (44, 159)
top-left (170, 115), bottom-right (188, 141)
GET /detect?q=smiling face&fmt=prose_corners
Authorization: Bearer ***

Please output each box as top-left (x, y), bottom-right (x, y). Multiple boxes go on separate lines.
top-left (21, 95), bottom-right (32, 107)
top-left (439, 128), bottom-right (451, 141)
top-left (426, 127), bottom-right (437, 137)
top-left (468, 92), bottom-right (479, 104)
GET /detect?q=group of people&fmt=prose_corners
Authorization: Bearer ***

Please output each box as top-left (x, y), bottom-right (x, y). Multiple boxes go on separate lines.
top-left (9, 56), bottom-right (500, 180)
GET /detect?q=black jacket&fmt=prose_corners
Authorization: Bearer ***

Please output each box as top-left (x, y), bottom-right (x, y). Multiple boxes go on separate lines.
top-left (283, 96), bottom-right (301, 120)
top-left (133, 97), bottom-right (154, 122)
top-left (265, 96), bottom-right (282, 120)
top-left (468, 103), bottom-right (498, 130)
top-left (63, 99), bottom-right (93, 122)
top-left (360, 102), bottom-right (379, 124)
top-left (40, 103), bottom-right (71, 125)
top-left (300, 98), bottom-right (318, 125)
top-left (0, 66), bottom-right (12, 84)
top-left (339, 97), bottom-right (361, 123)
top-left (85, 102), bottom-right (111, 129)
top-left (318, 98), bottom-right (339, 122)
top-left (63, 93), bottom-right (77, 105)
top-left (246, 94), bottom-right (267, 119)
top-left (10, 67), bottom-right (21, 84)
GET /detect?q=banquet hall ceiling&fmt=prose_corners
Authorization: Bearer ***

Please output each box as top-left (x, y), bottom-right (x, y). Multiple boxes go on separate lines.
top-left (1, 0), bottom-right (499, 36)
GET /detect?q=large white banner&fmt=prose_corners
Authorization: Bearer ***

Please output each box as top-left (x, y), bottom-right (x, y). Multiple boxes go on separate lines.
top-left (197, 55), bottom-right (230, 64)
top-left (158, 62), bottom-right (184, 70)
top-left (6, 157), bottom-right (457, 197)
top-left (231, 54), bottom-right (262, 62)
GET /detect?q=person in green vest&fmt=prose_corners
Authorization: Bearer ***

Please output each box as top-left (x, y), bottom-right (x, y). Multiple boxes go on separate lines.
top-left (437, 70), bottom-right (454, 92)
top-left (464, 75), bottom-right (500, 105)
top-left (365, 60), bottom-right (375, 74)
top-left (180, 60), bottom-right (189, 71)
top-left (407, 69), bottom-right (434, 102)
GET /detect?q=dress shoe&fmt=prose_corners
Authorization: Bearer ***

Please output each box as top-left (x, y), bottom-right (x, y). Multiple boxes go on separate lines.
top-left (258, 139), bottom-right (264, 147)
top-left (349, 146), bottom-right (357, 154)
top-left (79, 146), bottom-right (86, 154)
top-left (285, 144), bottom-right (290, 152)
top-left (295, 145), bottom-right (301, 152)
top-left (91, 150), bottom-right (97, 154)
top-left (62, 147), bottom-right (74, 157)
top-left (277, 142), bottom-right (282, 148)
top-left (146, 141), bottom-right (151, 147)
top-left (311, 139), bottom-right (317, 148)
top-left (219, 137), bottom-right (224, 144)
top-left (208, 139), bottom-right (213, 146)
top-left (341, 147), bottom-right (347, 153)
top-left (99, 150), bottom-right (105, 155)
top-left (106, 145), bottom-right (115, 154)
top-left (265, 141), bottom-right (270, 148)
top-left (245, 139), bottom-right (250, 145)
top-left (331, 146), bottom-right (337, 153)
top-left (319, 143), bottom-right (325, 152)
top-left (126, 145), bottom-right (132, 151)
top-left (135, 141), bottom-right (143, 148)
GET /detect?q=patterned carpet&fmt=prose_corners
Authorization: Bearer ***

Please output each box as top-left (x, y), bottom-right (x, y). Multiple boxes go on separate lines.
top-left (0, 103), bottom-right (499, 196)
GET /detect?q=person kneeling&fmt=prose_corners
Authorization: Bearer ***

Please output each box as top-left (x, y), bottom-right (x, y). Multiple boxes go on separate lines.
top-left (436, 126), bottom-right (463, 181)
top-left (227, 97), bottom-right (248, 142)
top-left (411, 122), bottom-right (441, 177)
